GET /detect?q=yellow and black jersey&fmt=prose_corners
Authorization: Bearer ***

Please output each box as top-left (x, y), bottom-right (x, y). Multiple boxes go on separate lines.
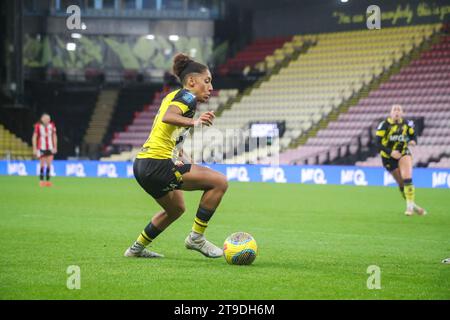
top-left (375, 117), bottom-right (417, 159)
top-left (137, 88), bottom-right (196, 160)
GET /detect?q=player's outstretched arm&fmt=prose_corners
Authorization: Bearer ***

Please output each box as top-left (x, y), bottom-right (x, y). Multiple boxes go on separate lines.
top-left (163, 105), bottom-right (214, 127)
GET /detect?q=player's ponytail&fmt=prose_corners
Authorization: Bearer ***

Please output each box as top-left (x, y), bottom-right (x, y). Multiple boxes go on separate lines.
top-left (172, 53), bottom-right (207, 84)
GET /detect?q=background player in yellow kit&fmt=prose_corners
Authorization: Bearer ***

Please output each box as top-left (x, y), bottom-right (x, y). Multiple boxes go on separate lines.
top-left (124, 53), bottom-right (228, 258)
top-left (375, 104), bottom-right (427, 216)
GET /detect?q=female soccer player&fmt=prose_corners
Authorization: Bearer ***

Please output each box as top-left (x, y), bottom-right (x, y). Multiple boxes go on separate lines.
top-left (124, 53), bottom-right (228, 258)
top-left (375, 104), bottom-right (427, 216)
top-left (32, 113), bottom-right (57, 187)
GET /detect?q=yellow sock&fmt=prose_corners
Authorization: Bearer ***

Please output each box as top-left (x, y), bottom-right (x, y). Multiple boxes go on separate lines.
top-left (404, 184), bottom-right (415, 203)
top-left (192, 217), bottom-right (208, 235)
top-left (137, 231), bottom-right (153, 246)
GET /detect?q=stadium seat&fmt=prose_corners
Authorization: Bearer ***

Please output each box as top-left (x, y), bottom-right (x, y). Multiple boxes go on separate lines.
top-left (217, 36), bottom-right (293, 75)
top-left (0, 125), bottom-right (33, 160)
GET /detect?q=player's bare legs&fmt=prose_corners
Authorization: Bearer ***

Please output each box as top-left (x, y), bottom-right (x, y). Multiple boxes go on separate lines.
top-left (399, 155), bottom-right (426, 216)
top-left (390, 168), bottom-right (405, 199)
top-left (125, 165), bottom-right (227, 258)
top-left (153, 191), bottom-right (186, 230)
top-left (181, 165), bottom-right (228, 209)
top-left (124, 190), bottom-right (186, 258)
top-left (181, 165), bottom-right (228, 258)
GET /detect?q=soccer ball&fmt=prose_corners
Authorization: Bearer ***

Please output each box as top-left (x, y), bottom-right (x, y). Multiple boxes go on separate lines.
top-left (223, 232), bottom-right (258, 265)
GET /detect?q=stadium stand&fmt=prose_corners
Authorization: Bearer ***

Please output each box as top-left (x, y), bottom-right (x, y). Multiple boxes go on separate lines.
top-left (110, 91), bottom-right (164, 148)
top-left (0, 124), bottom-right (33, 159)
top-left (217, 36), bottom-right (292, 75)
top-left (263, 36), bottom-right (305, 71)
top-left (84, 90), bottom-right (119, 146)
top-left (211, 25), bottom-right (439, 164)
top-left (102, 85), bottom-right (159, 155)
top-left (253, 24), bottom-right (442, 166)
top-left (180, 37), bottom-right (309, 164)
top-left (429, 157), bottom-right (450, 168)
top-left (82, 90), bottom-right (119, 158)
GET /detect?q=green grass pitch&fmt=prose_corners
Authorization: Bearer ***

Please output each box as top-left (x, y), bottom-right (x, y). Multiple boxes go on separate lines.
top-left (0, 176), bottom-right (449, 300)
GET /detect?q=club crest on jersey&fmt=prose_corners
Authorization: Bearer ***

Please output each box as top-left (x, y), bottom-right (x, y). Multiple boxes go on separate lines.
top-left (408, 120), bottom-right (415, 128)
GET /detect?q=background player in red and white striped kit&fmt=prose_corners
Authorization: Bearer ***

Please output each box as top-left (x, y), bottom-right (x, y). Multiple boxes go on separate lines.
top-left (32, 113), bottom-right (57, 187)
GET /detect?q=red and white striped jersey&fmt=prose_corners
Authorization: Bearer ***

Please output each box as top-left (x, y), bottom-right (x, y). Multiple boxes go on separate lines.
top-left (34, 122), bottom-right (57, 151)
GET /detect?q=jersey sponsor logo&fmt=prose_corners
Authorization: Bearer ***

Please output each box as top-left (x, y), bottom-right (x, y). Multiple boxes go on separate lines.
top-left (432, 172), bottom-right (450, 188)
top-left (7, 162), bottom-right (28, 176)
top-left (341, 169), bottom-right (368, 186)
top-left (383, 171), bottom-right (397, 186)
top-left (226, 166), bottom-right (250, 182)
top-left (260, 167), bottom-right (287, 183)
top-left (66, 163), bottom-right (86, 177)
top-left (182, 91), bottom-right (195, 104)
top-left (97, 163), bottom-right (118, 178)
top-left (388, 134), bottom-right (406, 142)
top-left (301, 168), bottom-right (327, 184)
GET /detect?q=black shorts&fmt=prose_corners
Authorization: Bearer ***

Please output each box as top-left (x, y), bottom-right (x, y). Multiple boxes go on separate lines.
top-left (133, 158), bottom-right (192, 199)
top-left (382, 157), bottom-right (399, 172)
top-left (381, 148), bottom-right (412, 172)
top-left (39, 150), bottom-right (53, 157)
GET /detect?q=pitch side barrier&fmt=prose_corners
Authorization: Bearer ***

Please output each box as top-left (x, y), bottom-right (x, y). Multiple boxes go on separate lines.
top-left (0, 160), bottom-right (449, 188)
